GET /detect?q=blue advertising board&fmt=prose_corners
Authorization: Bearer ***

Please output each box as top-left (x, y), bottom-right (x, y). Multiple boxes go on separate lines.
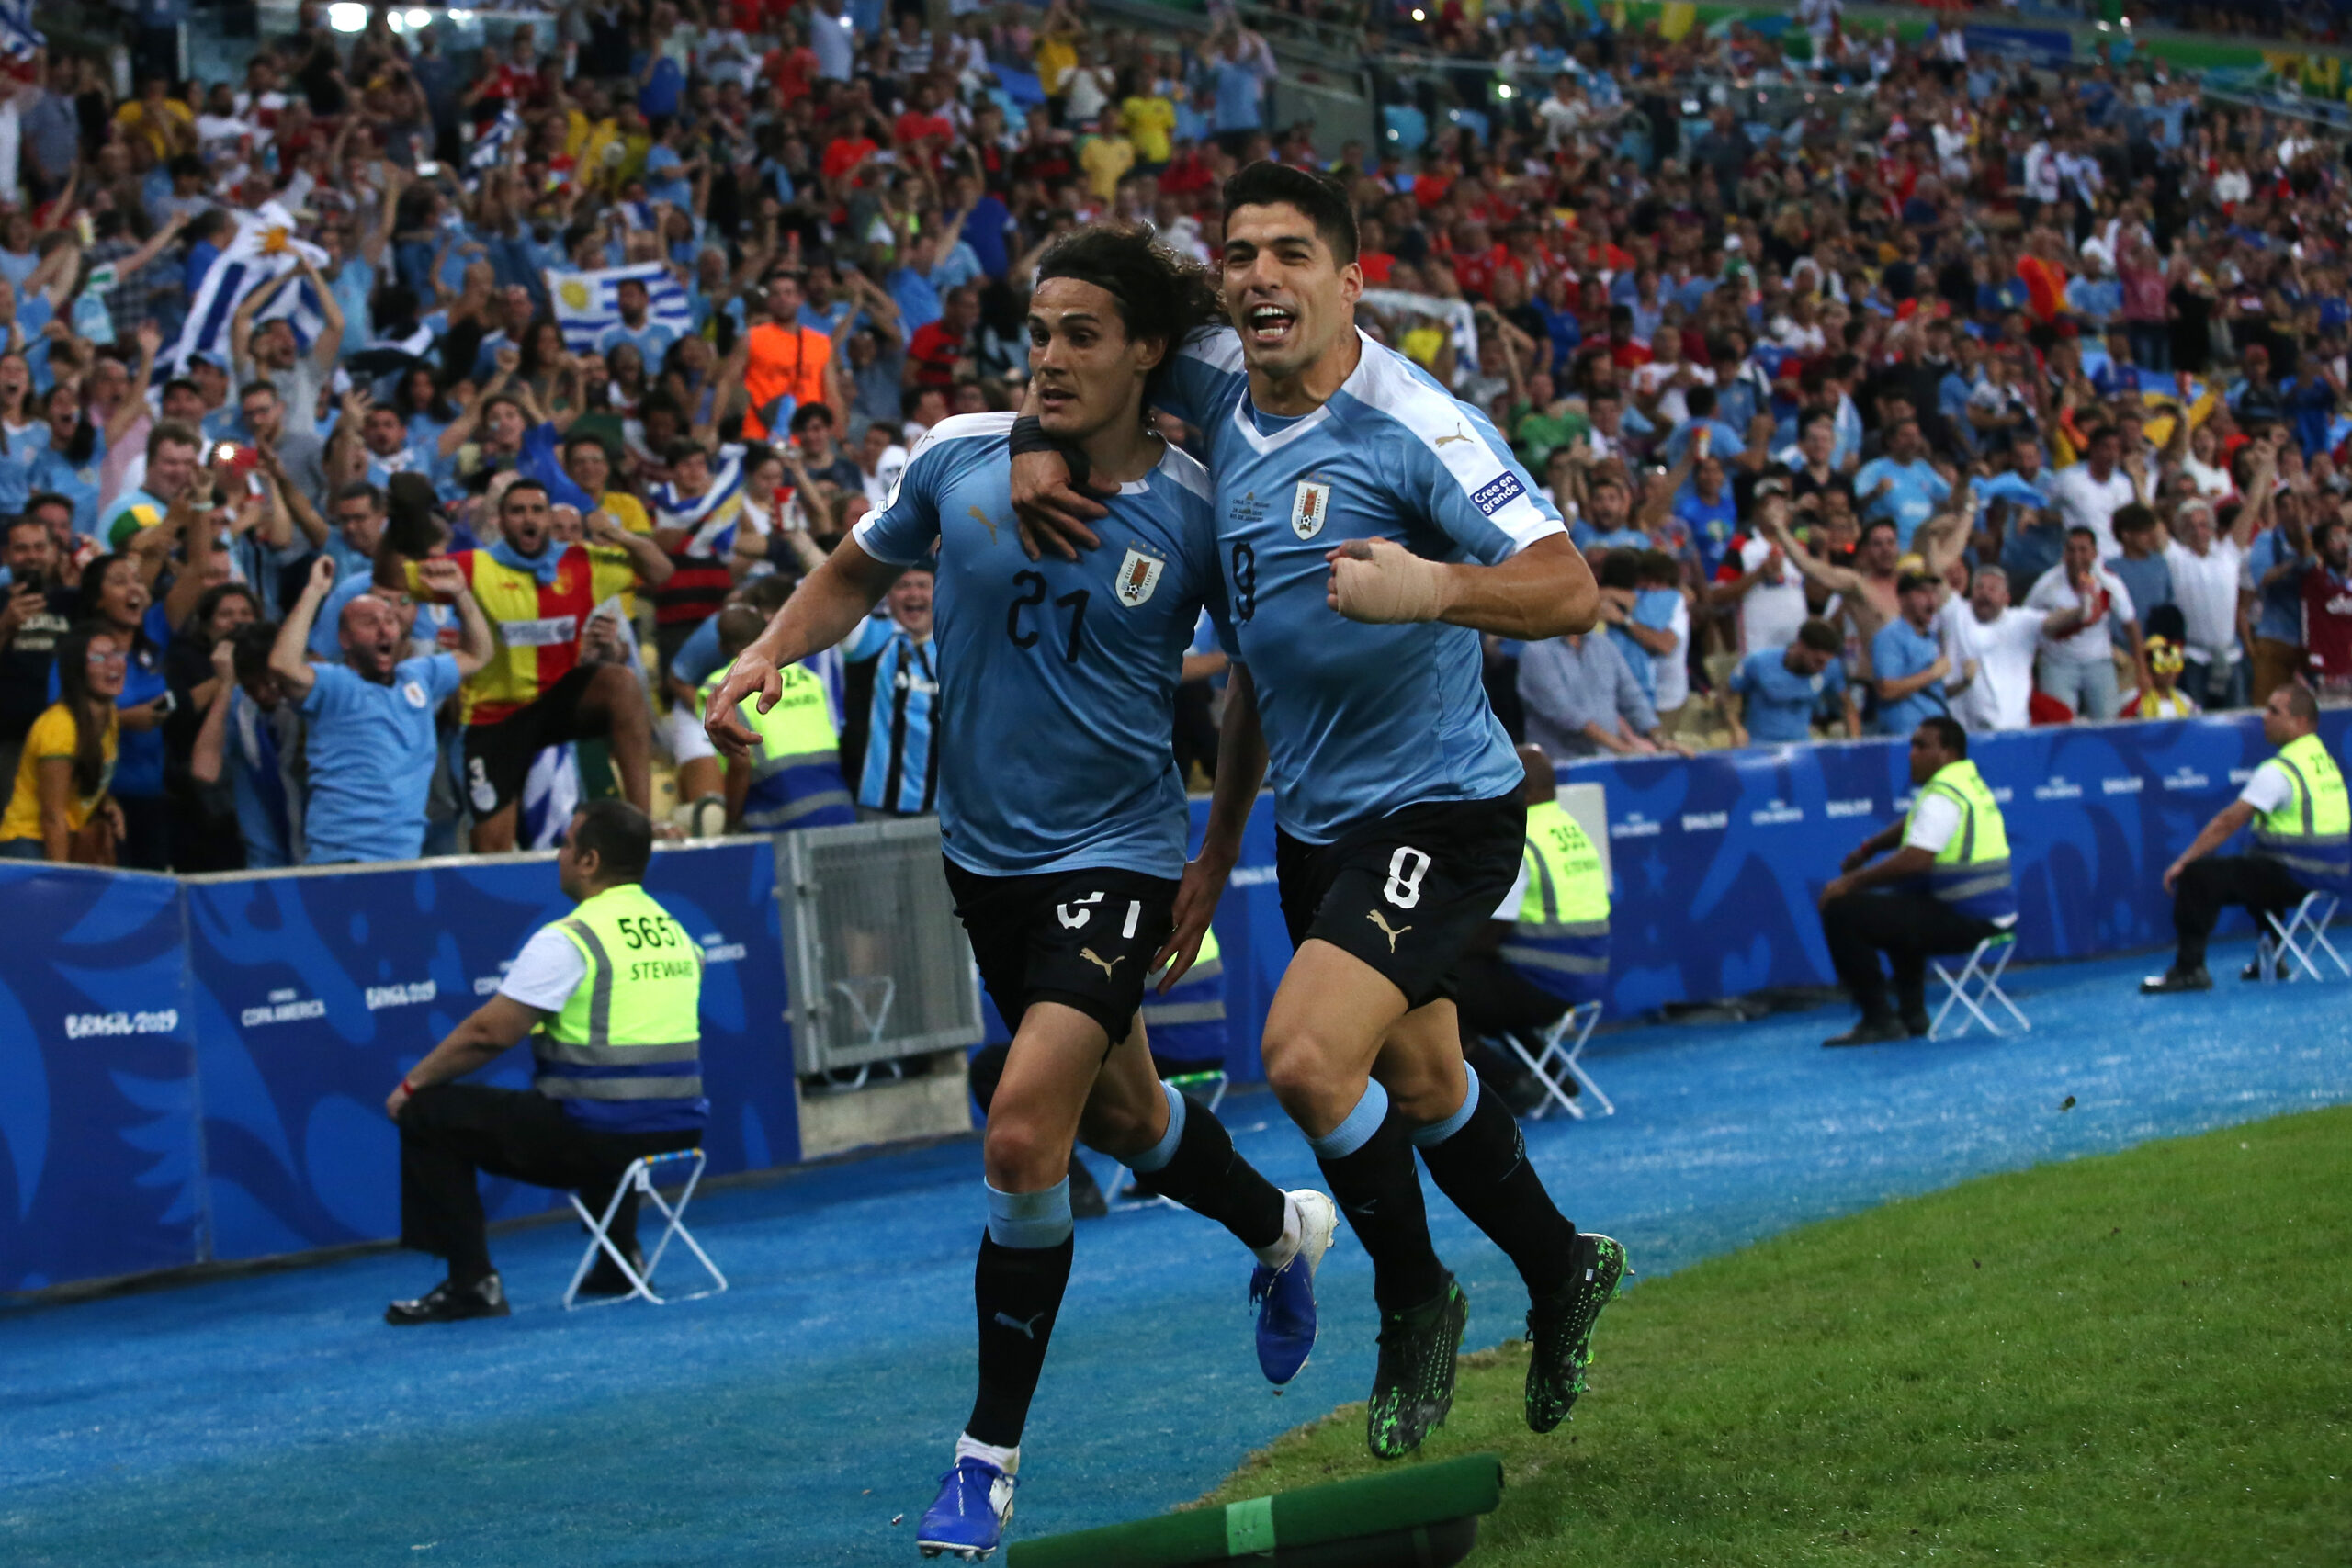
top-left (0, 865), bottom-right (204, 1292)
top-left (182, 839), bottom-right (797, 1261)
top-left (1962, 25), bottom-right (2075, 67)
top-left (2, 840), bottom-right (795, 1290)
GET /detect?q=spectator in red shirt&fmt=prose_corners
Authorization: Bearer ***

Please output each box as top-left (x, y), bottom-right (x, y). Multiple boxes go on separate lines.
top-left (892, 79), bottom-right (956, 174)
top-left (2301, 518), bottom-right (2352, 689)
top-left (907, 286), bottom-right (978, 390)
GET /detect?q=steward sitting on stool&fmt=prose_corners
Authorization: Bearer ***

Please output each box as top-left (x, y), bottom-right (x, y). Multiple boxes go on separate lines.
top-left (2143, 682), bottom-right (2347, 992)
top-left (1817, 717), bottom-right (2015, 1047)
top-left (1452, 747), bottom-right (1609, 1111)
top-left (383, 800), bottom-right (706, 1324)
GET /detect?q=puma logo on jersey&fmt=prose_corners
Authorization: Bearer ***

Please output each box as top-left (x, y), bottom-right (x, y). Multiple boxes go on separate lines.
top-left (1435, 423), bottom-right (1475, 447)
top-left (1366, 910), bottom-right (1412, 953)
top-left (993, 1311), bottom-right (1046, 1340)
top-left (1080, 948), bottom-right (1123, 979)
top-left (968, 505), bottom-right (999, 543)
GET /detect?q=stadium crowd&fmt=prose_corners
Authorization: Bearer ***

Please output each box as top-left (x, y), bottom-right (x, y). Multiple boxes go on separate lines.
top-left (1, 0), bottom-right (2350, 872)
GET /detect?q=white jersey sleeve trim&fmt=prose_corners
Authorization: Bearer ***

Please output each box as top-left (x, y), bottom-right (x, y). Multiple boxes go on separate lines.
top-left (1177, 326), bottom-right (1245, 375)
top-left (853, 412), bottom-right (1014, 562)
top-left (1152, 441), bottom-right (1214, 502)
top-left (1348, 335), bottom-right (1565, 552)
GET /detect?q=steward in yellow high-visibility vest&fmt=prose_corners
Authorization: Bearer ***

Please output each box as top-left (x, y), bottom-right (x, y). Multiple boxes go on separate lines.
top-left (1817, 717), bottom-right (2015, 1046)
top-left (1498, 795), bottom-right (1611, 1007)
top-left (1142, 924), bottom-right (1227, 1066)
top-left (1451, 747), bottom-right (1609, 1115)
top-left (2145, 683), bottom-right (2348, 992)
top-left (705, 604), bottom-right (856, 832)
top-left (381, 800), bottom-right (705, 1325)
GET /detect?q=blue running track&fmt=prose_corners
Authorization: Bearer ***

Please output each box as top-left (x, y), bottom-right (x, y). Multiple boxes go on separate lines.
top-left (4, 940), bottom-right (2347, 1566)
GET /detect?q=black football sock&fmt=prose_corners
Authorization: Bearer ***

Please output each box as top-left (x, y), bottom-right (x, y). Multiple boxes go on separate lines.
top-left (1127, 1081), bottom-right (1288, 1253)
top-left (963, 1182), bottom-right (1076, 1450)
top-left (1309, 1079), bottom-right (1449, 1315)
top-left (1412, 1074), bottom-right (1577, 1299)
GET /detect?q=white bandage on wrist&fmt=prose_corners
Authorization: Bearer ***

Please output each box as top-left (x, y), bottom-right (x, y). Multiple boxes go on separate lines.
top-left (1330, 538), bottom-right (1444, 624)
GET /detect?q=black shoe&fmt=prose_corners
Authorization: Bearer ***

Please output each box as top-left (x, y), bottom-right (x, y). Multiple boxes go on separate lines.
top-left (1366, 1276), bottom-right (1468, 1460)
top-left (1824, 1016), bottom-right (1909, 1047)
top-left (1069, 1157), bottom-right (1110, 1220)
top-left (1525, 1233), bottom-right (1629, 1434)
top-left (2240, 956), bottom-right (2290, 982)
top-left (2140, 965), bottom-right (2213, 994)
top-left (386, 1272), bottom-right (510, 1325)
top-left (1902, 1010), bottom-right (1932, 1038)
top-left (576, 1244), bottom-right (647, 1298)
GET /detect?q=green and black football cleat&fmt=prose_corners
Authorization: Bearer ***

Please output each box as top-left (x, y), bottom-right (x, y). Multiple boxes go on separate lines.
top-left (1365, 1276), bottom-right (1468, 1461)
top-left (1525, 1233), bottom-right (1627, 1434)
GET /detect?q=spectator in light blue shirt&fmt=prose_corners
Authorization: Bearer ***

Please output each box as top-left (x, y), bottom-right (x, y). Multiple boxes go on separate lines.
top-left (1727, 618), bottom-right (1854, 745)
top-left (268, 555), bottom-right (490, 865)
top-left (1871, 572), bottom-right (1952, 737)
top-left (1853, 418), bottom-right (1951, 550)
top-left (1205, 24), bottom-right (1277, 145)
top-left (595, 277), bottom-right (679, 363)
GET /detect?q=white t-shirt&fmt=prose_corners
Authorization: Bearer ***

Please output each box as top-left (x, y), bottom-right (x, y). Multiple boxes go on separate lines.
top-left (1649, 593), bottom-right (1692, 710)
top-left (2026, 563), bottom-right (2136, 664)
top-left (499, 924), bottom-right (588, 1012)
top-left (2162, 537), bottom-right (2246, 663)
top-left (1902, 789), bottom-right (1962, 853)
top-left (2240, 758), bottom-right (2294, 815)
top-left (2181, 456), bottom-right (2234, 500)
top-left (1629, 361), bottom-right (1713, 429)
top-left (2050, 463), bottom-right (2140, 557)
top-left (1734, 534), bottom-right (1809, 655)
top-left (1939, 599), bottom-right (2047, 731)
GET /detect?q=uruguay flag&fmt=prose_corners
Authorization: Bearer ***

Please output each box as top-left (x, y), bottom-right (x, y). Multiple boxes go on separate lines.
top-left (169, 203), bottom-right (330, 374)
top-left (0, 0), bottom-right (41, 62)
top-left (468, 107), bottom-right (520, 175)
top-left (543, 263), bottom-right (693, 354)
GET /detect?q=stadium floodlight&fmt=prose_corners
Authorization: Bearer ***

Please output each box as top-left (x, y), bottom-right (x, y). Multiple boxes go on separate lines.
top-left (1410, 8), bottom-right (1426, 19)
top-left (1498, 84), bottom-right (1513, 98)
top-left (326, 3), bottom-right (367, 31)
top-left (406, 7), bottom-right (431, 26)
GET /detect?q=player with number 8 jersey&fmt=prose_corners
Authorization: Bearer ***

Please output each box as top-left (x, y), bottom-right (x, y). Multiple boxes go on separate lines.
top-left (706, 227), bottom-right (1336, 1562)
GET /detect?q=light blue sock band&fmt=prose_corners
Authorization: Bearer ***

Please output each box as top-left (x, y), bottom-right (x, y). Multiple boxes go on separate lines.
top-left (1408, 1071), bottom-right (1480, 1149)
top-left (1307, 1078), bottom-right (1391, 1161)
top-left (1128, 1080), bottom-right (1188, 1175)
top-left (986, 1179), bottom-right (1074, 1249)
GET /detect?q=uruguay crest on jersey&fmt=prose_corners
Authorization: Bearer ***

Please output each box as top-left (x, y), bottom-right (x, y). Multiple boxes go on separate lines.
top-left (1291, 479), bottom-right (1331, 539)
top-left (1115, 544), bottom-right (1165, 606)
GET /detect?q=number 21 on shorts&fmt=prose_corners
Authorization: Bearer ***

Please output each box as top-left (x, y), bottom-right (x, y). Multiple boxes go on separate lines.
top-left (1384, 846), bottom-right (1430, 909)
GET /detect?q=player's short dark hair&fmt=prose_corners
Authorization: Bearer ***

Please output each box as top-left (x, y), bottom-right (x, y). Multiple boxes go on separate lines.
top-left (334, 480), bottom-right (385, 510)
top-left (571, 799), bottom-right (653, 883)
top-left (2066, 525), bottom-right (2098, 546)
top-left (789, 401), bottom-right (834, 434)
top-left (1860, 517), bottom-right (1898, 545)
top-left (563, 429), bottom-right (615, 460)
top-left (25, 491), bottom-right (74, 520)
top-left (1795, 617), bottom-right (1841, 655)
top-left (1917, 716), bottom-right (1968, 758)
top-left (1597, 550), bottom-right (1641, 590)
top-left (2279, 682), bottom-right (2320, 723)
top-left (1035, 224), bottom-right (1225, 407)
top-left (1221, 162), bottom-right (1358, 265)
top-left (665, 438), bottom-right (708, 467)
top-left (2113, 502), bottom-right (2157, 536)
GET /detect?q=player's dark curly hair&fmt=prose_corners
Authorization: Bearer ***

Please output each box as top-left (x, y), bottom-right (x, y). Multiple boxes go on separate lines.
top-left (1033, 225), bottom-right (1225, 409)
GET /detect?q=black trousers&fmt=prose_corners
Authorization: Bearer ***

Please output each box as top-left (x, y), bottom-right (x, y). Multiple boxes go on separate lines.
top-left (1451, 950), bottom-right (1569, 1039)
top-left (1821, 890), bottom-right (1998, 1020)
top-left (2172, 855), bottom-right (2309, 970)
top-left (397, 1085), bottom-right (699, 1280)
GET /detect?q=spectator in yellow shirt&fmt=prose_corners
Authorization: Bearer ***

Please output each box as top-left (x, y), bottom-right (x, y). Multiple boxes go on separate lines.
top-left (1121, 87), bottom-right (1178, 171)
top-left (1079, 111), bottom-right (1136, 201)
top-left (113, 78), bottom-right (198, 161)
top-left (0, 626), bottom-right (125, 863)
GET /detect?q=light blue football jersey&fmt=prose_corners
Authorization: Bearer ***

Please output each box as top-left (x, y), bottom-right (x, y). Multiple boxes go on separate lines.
top-left (853, 412), bottom-right (1221, 879)
top-left (1157, 328), bottom-right (1566, 843)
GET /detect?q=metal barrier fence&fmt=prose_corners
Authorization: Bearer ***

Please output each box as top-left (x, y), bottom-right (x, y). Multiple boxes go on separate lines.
top-left (776, 818), bottom-right (986, 1076)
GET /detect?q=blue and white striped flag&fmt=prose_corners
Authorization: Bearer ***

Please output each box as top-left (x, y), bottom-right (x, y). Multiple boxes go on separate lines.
top-left (170, 203), bottom-right (330, 374)
top-left (543, 262), bottom-right (693, 354)
top-left (468, 108), bottom-right (520, 175)
top-left (0, 0), bottom-right (42, 62)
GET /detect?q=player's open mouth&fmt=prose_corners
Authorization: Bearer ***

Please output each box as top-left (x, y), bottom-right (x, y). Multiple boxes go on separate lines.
top-left (1247, 304), bottom-right (1297, 345)
top-left (1036, 385), bottom-right (1075, 414)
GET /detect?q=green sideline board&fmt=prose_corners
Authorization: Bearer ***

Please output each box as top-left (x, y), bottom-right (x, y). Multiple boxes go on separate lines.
top-left (1006, 1453), bottom-right (1505, 1567)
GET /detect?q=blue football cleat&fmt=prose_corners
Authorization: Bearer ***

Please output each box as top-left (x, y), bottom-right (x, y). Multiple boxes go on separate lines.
top-left (917, 1456), bottom-right (1015, 1561)
top-left (1250, 1189), bottom-right (1340, 1384)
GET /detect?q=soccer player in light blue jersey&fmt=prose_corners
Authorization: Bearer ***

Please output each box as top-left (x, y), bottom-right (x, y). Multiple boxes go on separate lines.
top-left (707, 228), bottom-right (1337, 1562)
top-left (1013, 164), bottom-right (1631, 1461)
